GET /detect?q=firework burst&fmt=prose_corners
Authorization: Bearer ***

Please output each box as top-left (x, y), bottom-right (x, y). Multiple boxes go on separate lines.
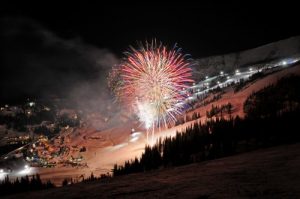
top-left (109, 41), bottom-right (193, 141)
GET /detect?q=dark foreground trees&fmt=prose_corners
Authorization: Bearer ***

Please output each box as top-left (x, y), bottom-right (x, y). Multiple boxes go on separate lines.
top-left (0, 174), bottom-right (55, 196)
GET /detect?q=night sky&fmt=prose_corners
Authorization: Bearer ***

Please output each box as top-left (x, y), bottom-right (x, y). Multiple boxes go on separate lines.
top-left (1, 2), bottom-right (300, 103)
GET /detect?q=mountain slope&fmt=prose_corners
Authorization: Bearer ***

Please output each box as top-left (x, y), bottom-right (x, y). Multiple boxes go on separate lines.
top-left (194, 36), bottom-right (300, 78)
top-left (4, 143), bottom-right (300, 199)
top-left (35, 64), bottom-right (300, 185)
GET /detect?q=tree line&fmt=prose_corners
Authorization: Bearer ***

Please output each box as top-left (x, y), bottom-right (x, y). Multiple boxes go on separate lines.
top-left (0, 172), bottom-right (112, 196)
top-left (0, 174), bottom-right (55, 196)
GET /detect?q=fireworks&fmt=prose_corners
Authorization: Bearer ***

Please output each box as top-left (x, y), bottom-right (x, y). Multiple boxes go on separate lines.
top-left (108, 65), bottom-right (123, 102)
top-left (109, 41), bottom-right (193, 141)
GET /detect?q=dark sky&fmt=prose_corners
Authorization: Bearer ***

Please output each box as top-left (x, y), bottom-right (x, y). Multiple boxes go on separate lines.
top-left (1, 2), bottom-right (300, 103)
top-left (2, 2), bottom-right (300, 57)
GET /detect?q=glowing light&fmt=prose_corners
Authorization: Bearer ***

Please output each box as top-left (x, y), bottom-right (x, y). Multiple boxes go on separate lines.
top-left (130, 136), bottom-right (139, 142)
top-left (0, 172), bottom-right (7, 180)
top-left (137, 101), bottom-right (155, 129)
top-left (29, 102), bottom-right (35, 107)
top-left (18, 165), bottom-right (32, 175)
top-left (131, 132), bottom-right (141, 137)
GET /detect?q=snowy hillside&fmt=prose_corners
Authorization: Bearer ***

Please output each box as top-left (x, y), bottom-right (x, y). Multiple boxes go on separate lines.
top-left (194, 36), bottom-right (300, 79)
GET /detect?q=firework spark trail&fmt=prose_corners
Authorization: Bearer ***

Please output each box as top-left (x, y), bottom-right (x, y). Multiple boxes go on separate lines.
top-left (109, 41), bottom-right (194, 143)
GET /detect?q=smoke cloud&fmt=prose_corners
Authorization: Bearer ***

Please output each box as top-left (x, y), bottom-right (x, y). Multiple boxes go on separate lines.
top-left (0, 17), bottom-right (126, 128)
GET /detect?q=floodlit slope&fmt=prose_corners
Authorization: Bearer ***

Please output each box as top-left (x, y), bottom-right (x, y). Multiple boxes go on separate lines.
top-left (5, 143), bottom-right (300, 199)
top-left (187, 64), bottom-right (300, 120)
